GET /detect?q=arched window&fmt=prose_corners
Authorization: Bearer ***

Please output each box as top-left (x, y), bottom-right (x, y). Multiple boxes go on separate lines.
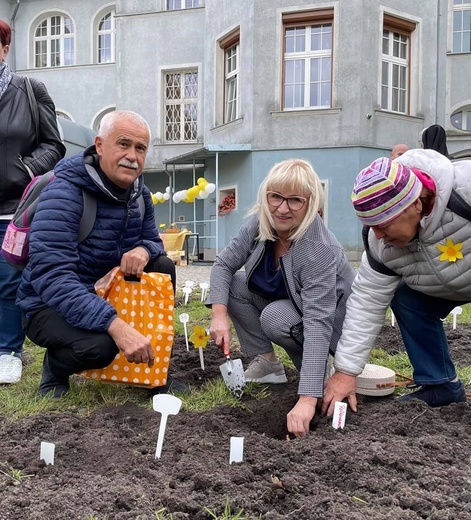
top-left (34, 14), bottom-right (75, 68)
top-left (96, 10), bottom-right (116, 63)
top-left (56, 110), bottom-right (73, 121)
top-left (92, 106), bottom-right (116, 131)
top-left (451, 105), bottom-right (471, 132)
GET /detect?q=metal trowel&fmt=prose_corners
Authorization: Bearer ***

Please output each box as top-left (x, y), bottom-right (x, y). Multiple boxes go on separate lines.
top-left (219, 341), bottom-right (246, 398)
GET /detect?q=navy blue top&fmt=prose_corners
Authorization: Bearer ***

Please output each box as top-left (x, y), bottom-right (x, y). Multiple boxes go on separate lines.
top-left (249, 241), bottom-right (288, 300)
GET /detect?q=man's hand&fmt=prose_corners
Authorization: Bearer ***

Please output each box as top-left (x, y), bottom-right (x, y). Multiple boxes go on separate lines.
top-left (120, 246), bottom-right (150, 277)
top-left (108, 318), bottom-right (154, 366)
top-left (287, 396), bottom-right (317, 437)
top-left (321, 372), bottom-right (357, 417)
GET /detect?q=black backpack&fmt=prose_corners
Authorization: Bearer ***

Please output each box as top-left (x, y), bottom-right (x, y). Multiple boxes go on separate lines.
top-left (1, 171), bottom-right (144, 269)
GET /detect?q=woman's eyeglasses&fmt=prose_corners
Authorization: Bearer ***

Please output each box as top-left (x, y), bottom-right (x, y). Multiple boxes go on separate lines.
top-left (266, 192), bottom-right (308, 211)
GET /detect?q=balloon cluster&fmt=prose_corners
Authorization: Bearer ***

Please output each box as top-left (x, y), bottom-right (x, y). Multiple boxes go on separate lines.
top-left (151, 186), bottom-right (171, 205)
top-left (173, 178), bottom-right (216, 204)
top-left (150, 178), bottom-right (216, 205)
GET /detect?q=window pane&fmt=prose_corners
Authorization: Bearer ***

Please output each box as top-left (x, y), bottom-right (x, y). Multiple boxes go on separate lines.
top-left (64, 17), bottom-right (73, 35)
top-left (99, 13), bottom-right (111, 31)
top-left (51, 16), bottom-right (60, 36)
top-left (382, 61), bottom-right (388, 85)
top-left (382, 31), bottom-right (389, 54)
top-left (64, 38), bottom-right (74, 66)
top-left (285, 27), bottom-right (305, 53)
top-left (453, 32), bottom-right (462, 52)
top-left (451, 111), bottom-right (463, 129)
top-left (464, 10), bottom-right (471, 29)
top-left (464, 30), bottom-right (471, 52)
top-left (284, 85), bottom-right (294, 108)
top-left (35, 40), bottom-right (47, 67)
top-left (320, 82), bottom-right (331, 106)
top-left (36, 20), bottom-right (47, 37)
top-left (467, 111), bottom-right (471, 131)
top-left (381, 86), bottom-right (388, 109)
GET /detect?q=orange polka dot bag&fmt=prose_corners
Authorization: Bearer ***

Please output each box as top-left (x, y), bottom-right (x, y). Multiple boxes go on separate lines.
top-left (78, 267), bottom-right (175, 388)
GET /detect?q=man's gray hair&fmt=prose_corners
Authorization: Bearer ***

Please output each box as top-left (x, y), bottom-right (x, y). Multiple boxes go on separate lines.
top-left (98, 110), bottom-right (151, 142)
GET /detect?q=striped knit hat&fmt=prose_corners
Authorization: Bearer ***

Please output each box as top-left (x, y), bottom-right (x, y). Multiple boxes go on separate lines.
top-left (351, 158), bottom-right (423, 226)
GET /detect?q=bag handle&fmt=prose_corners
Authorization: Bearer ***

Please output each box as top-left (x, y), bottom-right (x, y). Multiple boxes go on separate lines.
top-left (24, 77), bottom-right (40, 148)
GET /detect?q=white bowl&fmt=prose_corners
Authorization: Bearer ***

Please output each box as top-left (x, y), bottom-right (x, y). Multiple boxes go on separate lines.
top-left (357, 363), bottom-right (396, 396)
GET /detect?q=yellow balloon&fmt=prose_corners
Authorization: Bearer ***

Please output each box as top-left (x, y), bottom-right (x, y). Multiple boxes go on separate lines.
top-left (197, 177), bottom-right (208, 186)
top-left (151, 193), bottom-right (158, 205)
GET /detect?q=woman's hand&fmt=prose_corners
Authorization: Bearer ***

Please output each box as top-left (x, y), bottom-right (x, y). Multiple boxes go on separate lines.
top-left (210, 304), bottom-right (231, 350)
top-left (287, 395), bottom-right (317, 437)
top-left (321, 372), bottom-right (358, 417)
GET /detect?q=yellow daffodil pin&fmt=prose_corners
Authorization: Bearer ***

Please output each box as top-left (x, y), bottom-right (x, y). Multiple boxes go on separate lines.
top-left (189, 325), bottom-right (210, 349)
top-left (437, 238), bottom-right (464, 263)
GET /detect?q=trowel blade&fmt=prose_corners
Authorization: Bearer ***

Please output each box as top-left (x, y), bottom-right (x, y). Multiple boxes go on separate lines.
top-left (219, 358), bottom-right (246, 398)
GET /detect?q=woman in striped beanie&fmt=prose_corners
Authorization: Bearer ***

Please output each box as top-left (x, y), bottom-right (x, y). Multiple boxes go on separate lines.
top-left (322, 149), bottom-right (469, 415)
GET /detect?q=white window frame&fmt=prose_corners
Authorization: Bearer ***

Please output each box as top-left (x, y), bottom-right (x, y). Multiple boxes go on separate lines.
top-left (166, 0), bottom-right (200, 10)
top-left (452, 0), bottom-right (471, 53)
top-left (33, 13), bottom-right (75, 68)
top-left (224, 41), bottom-right (239, 123)
top-left (163, 69), bottom-right (198, 142)
top-left (381, 29), bottom-right (409, 114)
top-left (282, 11), bottom-right (333, 111)
top-left (96, 9), bottom-right (116, 64)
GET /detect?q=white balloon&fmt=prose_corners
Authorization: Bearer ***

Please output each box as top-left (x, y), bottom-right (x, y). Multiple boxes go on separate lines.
top-left (181, 189), bottom-right (188, 200)
top-left (205, 183), bottom-right (216, 194)
top-left (163, 193), bottom-right (170, 200)
top-left (173, 193), bottom-right (181, 203)
top-left (155, 191), bottom-right (163, 200)
top-left (165, 186), bottom-right (171, 193)
top-left (199, 190), bottom-right (209, 199)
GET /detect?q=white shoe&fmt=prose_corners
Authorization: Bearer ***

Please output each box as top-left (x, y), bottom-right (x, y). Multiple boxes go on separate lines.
top-left (0, 353), bottom-right (23, 384)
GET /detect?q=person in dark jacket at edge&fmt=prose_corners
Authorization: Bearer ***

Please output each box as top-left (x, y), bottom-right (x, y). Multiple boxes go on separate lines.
top-left (17, 110), bottom-right (182, 398)
top-left (0, 19), bottom-right (65, 385)
top-left (420, 124), bottom-right (451, 158)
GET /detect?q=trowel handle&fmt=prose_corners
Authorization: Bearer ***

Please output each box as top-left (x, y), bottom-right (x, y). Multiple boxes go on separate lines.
top-left (221, 340), bottom-right (231, 357)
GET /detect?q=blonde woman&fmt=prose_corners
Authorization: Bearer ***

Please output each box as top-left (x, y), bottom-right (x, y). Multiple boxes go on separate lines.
top-left (208, 159), bottom-right (355, 437)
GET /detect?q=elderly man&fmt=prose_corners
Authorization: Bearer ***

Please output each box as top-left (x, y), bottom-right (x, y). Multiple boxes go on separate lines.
top-left (323, 149), bottom-right (469, 415)
top-left (17, 110), bottom-right (177, 397)
top-left (390, 143), bottom-right (409, 159)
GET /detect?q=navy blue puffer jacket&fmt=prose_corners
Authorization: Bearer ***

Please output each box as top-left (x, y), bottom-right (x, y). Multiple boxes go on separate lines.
top-left (16, 146), bottom-right (165, 332)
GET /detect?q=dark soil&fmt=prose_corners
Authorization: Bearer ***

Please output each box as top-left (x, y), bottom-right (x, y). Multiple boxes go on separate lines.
top-left (1, 325), bottom-right (470, 520)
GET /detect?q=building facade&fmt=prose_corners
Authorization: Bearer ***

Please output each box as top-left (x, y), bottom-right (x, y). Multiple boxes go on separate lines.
top-left (2, 0), bottom-right (470, 258)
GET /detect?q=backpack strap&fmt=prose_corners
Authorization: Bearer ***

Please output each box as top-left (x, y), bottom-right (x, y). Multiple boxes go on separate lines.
top-left (77, 193), bottom-right (145, 243)
top-left (24, 77), bottom-right (40, 148)
top-left (446, 189), bottom-right (471, 220)
top-left (78, 190), bottom-right (97, 243)
top-left (362, 226), bottom-right (397, 276)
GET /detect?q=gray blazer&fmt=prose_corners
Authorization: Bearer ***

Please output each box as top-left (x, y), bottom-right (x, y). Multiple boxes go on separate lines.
top-left (208, 215), bottom-right (355, 396)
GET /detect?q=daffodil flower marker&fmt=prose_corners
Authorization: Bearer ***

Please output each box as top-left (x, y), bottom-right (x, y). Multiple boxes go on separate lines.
top-left (437, 238), bottom-right (464, 262)
top-left (189, 325), bottom-right (210, 371)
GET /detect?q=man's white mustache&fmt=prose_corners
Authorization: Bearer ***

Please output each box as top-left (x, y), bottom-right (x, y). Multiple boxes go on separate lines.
top-left (118, 160), bottom-right (139, 169)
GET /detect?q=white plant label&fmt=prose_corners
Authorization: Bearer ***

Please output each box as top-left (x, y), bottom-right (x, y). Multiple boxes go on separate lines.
top-left (230, 436), bottom-right (244, 464)
top-left (40, 441), bottom-right (55, 465)
top-left (332, 402), bottom-right (347, 430)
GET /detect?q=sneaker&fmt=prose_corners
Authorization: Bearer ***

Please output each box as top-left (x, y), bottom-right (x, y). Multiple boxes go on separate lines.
top-left (398, 380), bottom-right (466, 407)
top-left (244, 355), bottom-right (287, 384)
top-left (39, 353), bottom-right (70, 398)
top-left (0, 353), bottom-right (22, 384)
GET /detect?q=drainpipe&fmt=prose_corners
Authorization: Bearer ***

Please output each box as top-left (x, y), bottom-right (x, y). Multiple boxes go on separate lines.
top-left (9, 0), bottom-right (21, 72)
top-left (435, 0), bottom-right (441, 124)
